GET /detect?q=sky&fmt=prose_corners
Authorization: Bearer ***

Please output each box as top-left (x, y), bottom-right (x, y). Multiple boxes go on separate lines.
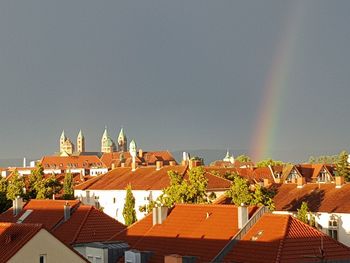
top-left (0, 0), bottom-right (350, 163)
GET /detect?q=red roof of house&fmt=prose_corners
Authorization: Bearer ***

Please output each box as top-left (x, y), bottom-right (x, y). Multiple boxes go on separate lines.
top-left (273, 183), bottom-right (350, 213)
top-left (225, 214), bottom-right (350, 262)
top-left (54, 205), bottom-right (125, 244)
top-left (40, 155), bottom-right (107, 170)
top-left (111, 204), bottom-right (257, 263)
top-left (0, 222), bottom-right (43, 262)
top-left (0, 200), bottom-right (126, 245)
top-left (75, 166), bottom-right (230, 191)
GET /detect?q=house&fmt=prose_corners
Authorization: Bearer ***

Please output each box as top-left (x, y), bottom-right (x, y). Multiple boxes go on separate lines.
top-left (40, 155), bottom-right (108, 176)
top-left (223, 213), bottom-right (350, 262)
top-left (101, 150), bottom-right (177, 169)
top-left (0, 222), bottom-right (88, 263)
top-left (110, 204), bottom-right (259, 262)
top-left (272, 179), bottom-right (350, 247)
top-left (109, 204), bottom-right (350, 262)
top-left (75, 165), bottom-right (232, 223)
top-left (0, 199), bottom-right (126, 246)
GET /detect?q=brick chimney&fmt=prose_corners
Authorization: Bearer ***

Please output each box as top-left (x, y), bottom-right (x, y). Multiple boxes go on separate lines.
top-left (336, 176), bottom-right (345, 188)
top-left (238, 204), bottom-right (248, 229)
top-left (164, 255), bottom-right (182, 263)
top-left (297, 177), bottom-right (305, 188)
top-left (64, 202), bottom-right (71, 221)
top-left (156, 161), bottom-right (163, 170)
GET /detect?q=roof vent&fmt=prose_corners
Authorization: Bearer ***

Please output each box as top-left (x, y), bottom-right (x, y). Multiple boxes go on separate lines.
top-left (64, 202), bottom-right (71, 221)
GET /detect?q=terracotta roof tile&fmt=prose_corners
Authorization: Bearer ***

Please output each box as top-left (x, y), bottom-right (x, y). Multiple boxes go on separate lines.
top-left (273, 183), bottom-right (350, 213)
top-left (41, 155), bottom-right (107, 170)
top-left (225, 214), bottom-right (350, 262)
top-left (111, 204), bottom-right (256, 263)
top-left (0, 222), bottom-right (43, 262)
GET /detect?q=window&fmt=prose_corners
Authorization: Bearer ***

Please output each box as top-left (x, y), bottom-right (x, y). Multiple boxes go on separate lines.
top-left (286, 169), bottom-right (298, 183)
top-left (113, 197), bottom-right (116, 204)
top-left (87, 255), bottom-right (93, 262)
top-left (328, 215), bottom-right (338, 240)
top-left (39, 254), bottom-right (46, 263)
top-left (318, 169), bottom-right (329, 183)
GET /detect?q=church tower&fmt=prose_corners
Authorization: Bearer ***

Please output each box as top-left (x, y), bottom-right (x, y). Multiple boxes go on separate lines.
top-left (60, 130), bottom-right (66, 153)
top-left (117, 128), bottom-right (127, 152)
top-left (101, 126), bottom-right (116, 153)
top-left (77, 129), bottom-right (85, 153)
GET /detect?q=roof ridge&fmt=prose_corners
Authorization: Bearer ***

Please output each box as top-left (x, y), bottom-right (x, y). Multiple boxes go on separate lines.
top-left (206, 171), bottom-right (232, 183)
top-left (70, 205), bottom-right (93, 244)
top-left (275, 215), bottom-right (290, 263)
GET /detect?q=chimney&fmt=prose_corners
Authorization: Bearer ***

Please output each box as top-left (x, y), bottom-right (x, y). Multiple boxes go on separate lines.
top-left (111, 163), bottom-right (116, 170)
top-left (152, 206), bottom-right (168, 226)
top-left (238, 204), bottom-right (248, 229)
top-left (131, 161), bottom-right (137, 172)
top-left (138, 149), bottom-right (143, 158)
top-left (336, 176), bottom-right (345, 188)
top-left (13, 197), bottom-right (23, 216)
top-left (121, 162), bottom-right (125, 168)
top-left (263, 179), bottom-right (270, 187)
top-left (297, 177), bottom-right (305, 188)
top-left (23, 157), bottom-right (26, 168)
top-left (189, 160), bottom-right (201, 170)
top-left (64, 202), bottom-right (71, 221)
top-left (169, 161), bottom-right (176, 166)
top-left (164, 255), bottom-right (182, 263)
top-left (156, 161), bottom-right (163, 170)
top-left (52, 194), bottom-right (55, 200)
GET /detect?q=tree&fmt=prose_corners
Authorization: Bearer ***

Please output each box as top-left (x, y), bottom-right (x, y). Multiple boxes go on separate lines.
top-left (184, 166), bottom-right (208, 204)
top-left (6, 171), bottom-right (26, 200)
top-left (0, 177), bottom-right (11, 212)
top-left (44, 174), bottom-right (62, 198)
top-left (256, 159), bottom-right (283, 167)
top-left (226, 175), bottom-right (252, 206)
top-left (159, 167), bottom-right (209, 207)
top-left (251, 184), bottom-right (275, 210)
top-left (297, 201), bottom-right (309, 224)
top-left (123, 184), bottom-right (137, 226)
top-left (28, 164), bottom-right (46, 199)
top-left (235, 155), bottom-right (251, 163)
top-left (63, 172), bottom-right (74, 200)
top-left (335, 150), bottom-right (350, 181)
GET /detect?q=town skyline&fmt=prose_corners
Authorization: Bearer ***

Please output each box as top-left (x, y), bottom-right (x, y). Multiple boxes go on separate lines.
top-left (0, 1), bottom-right (350, 162)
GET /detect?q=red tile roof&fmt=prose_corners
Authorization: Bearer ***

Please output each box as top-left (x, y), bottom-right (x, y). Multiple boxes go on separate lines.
top-left (273, 183), bottom-right (350, 213)
top-left (0, 200), bottom-right (126, 245)
top-left (225, 214), bottom-right (350, 262)
top-left (0, 222), bottom-right (43, 262)
top-left (54, 205), bottom-right (125, 244)
top-left (75, 166), bottom-right (230, 191)
top-left (111, 204), bottom-right (256, 263)
top-left (41, 155), bottom-right (107, 170)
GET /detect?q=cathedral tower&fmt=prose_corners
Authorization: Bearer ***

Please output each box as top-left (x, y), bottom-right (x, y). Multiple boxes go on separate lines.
top-left (101, 126), bottom-right (115, 153)
top-left (77, 129), bottom-right (85, 153)
top-left (117, 128), bottom-right (127, 152)
top-left (60, 130), bottom-right (66, 153)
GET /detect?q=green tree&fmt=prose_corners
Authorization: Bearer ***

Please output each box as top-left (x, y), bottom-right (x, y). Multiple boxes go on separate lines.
top-left (335, 150), bottom-right (350, 181)
top-left (6, 171), bottom-right (26, 200)
top-left (123, 184), bottom-right (137, 226)
top-left (63, 172), bottom-right (74, 200)
top-left (256, 159), bottom-right (283, 167)
top-left (28, 164), bottom-right (46, 199)
top-left (159, 167), bottom-right (209, 207)
top-left (251, 184), bottom-right (275, 211)
top-left (297, 201), bottom-right (309, 224)
top-left (235, 155), bottom-right (251, 163)
top-left (0, 177), bottom-right (11, 212)
top-left (226, 175), bottom-right (252, 206)
top-left (44, 174), bottom-right (62, 198)
top-left (184, 166), bottom-right (208, 203)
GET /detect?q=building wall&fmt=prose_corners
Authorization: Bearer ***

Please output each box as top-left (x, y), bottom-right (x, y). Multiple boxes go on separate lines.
top-left (75, 189), bottom-right (163, 223)
top-left (8, 229), bottom-right (86, 263)
top-left (90, 168), bottom-right (108, 176)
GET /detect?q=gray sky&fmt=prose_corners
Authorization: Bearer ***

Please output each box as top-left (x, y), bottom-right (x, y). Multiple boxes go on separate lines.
top-left (0, 0), bottom-right (349, 162)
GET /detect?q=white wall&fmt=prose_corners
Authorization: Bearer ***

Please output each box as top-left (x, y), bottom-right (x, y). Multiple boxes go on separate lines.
top-left (90, 168), bottom-right (108, 176)
top-left (75, 189), bottom-right (163, 224)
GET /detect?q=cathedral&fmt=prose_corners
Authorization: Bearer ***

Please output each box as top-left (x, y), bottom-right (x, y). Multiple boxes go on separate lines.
top-left (59, 127), bottom-right (128, 156)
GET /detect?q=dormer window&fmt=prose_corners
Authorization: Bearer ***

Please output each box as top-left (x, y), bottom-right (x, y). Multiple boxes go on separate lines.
top-left (318, 168), bottom-right (329, 183)
top-left (286, 169), bottom-right (299, 183)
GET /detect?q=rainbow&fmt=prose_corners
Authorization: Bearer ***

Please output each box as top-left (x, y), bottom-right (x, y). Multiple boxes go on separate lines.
top-left (250, 2), bottom-right (307, 162)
